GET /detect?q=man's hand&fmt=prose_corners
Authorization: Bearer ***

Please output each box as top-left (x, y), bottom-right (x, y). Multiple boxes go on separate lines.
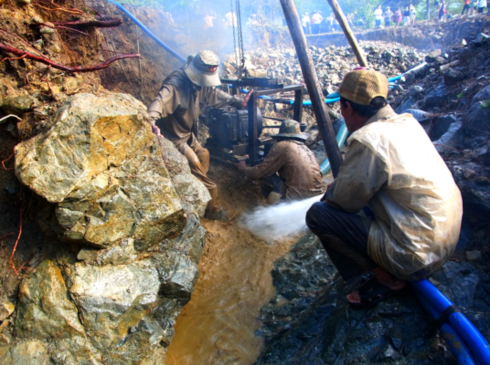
top-left (241, 89), bottom-right (254, 108)
top-left (151, 124), bottom-right (161, 137)
top-left (237, 161), bottom-right (247, 172)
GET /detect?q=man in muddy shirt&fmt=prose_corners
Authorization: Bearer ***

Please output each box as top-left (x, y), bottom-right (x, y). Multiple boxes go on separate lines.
top-left (306, 69), bottom-right (462, 308)
top-left (237, 119), bottom-right (324, 204)
top-left (148, 50), bottom-right (252, 221)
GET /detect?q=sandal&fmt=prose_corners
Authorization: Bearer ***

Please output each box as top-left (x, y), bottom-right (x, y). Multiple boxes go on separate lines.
top-left (348, 276), bottom-right (403, 309)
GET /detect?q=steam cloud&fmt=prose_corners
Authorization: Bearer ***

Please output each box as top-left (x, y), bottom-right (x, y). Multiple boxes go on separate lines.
top-left (240, 194), bottom-right (322, 242)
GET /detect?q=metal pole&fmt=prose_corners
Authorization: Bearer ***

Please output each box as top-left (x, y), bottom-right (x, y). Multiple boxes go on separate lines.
top-left (280, 0), bottom-right (342, 177)
top-left (326, 0), bottom-right (368, 67)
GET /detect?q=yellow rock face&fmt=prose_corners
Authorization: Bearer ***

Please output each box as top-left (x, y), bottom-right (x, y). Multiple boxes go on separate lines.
top-left (15, 93), bottom-right (185, 249)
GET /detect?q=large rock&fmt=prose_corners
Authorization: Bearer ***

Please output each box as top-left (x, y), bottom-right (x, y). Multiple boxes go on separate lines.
top-left (158, 137), bottom-right (210, 218)
top-left (0, 341), bottom-right (50, 365)
top-left (15, 93), bottom-right (185, 248)
top-left (463, 100), bottom-right (490, 138)
top-left (15, 260), bottom-right (84, 340)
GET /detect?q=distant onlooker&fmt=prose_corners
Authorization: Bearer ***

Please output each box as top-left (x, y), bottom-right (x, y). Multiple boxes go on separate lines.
top-left (410, 4), bottom-right (417, 24)
top-left (384, 7), bottom-right (393, 26)
top-left (394, 8), bottom-right (402, 26)
top-left (203, 13), bottom-right (217, 29)
top-left (469, 0), bottom-right (478, 14)
top-left (374, 5), bottom-right (383, 28)
top-left (327, 13), bottom-right (335, 32)
top-left (478, 0), bottom-right (487, 12)
top-left (403, 6), bottom-right (411, 24)
top-left (438, 1), bottom-right (447, 20)
top-left (347, 13), bottom-right (354, 27)
top-left (302, 12), bottom-right (311, 34)
top-left (462, 0), bottom-right (471, 14)
top-left (311, 10), bottom-right (323, 34)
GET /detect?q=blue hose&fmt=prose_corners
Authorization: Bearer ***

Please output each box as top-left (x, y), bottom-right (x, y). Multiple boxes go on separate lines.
top-left (320, 122), bottom-right (348, 175)
top-left (417, 295), bottom-right (477, 365)
top-left (108, 0), bottom-right (186, 64)
top-left (411, 280), bottom-right (490, 365)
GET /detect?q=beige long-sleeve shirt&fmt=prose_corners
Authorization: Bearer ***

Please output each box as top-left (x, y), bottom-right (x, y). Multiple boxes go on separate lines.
top-left (324, 105), bottom-right (462, 281)
top-left (244, 139), bottom-right (324, 200)
top-left (148, 68), bottom-right (243, 150)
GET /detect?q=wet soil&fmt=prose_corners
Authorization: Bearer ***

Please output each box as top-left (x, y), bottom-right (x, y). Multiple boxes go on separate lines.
top-left (164, 163), bottom-right (302, 365)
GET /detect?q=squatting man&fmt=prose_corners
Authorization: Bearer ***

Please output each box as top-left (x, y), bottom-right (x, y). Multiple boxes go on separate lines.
top-left (306, 69), bottom-right (462, 307)
top-left (237, 119), bottom-right (324, 204)
top-left (148, 50), bottom-right (252, 221)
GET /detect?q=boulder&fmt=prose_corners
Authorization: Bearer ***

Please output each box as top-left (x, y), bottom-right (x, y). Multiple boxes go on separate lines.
top-left (157, 137), bottom-right (210, 218)
top-left (431, 114), bottom-right (457, 141)
top-left (443, 68), bottom-right (465, 85)
top-left (15, 260), bottom-right (85, 340)
top-left (471, 84), bottom-right (490, 105)
top-left (424, 85), bottom-right (448, 108)
top-left (15, 93), bottom-right (185, 249)
top-left (425, 49), bottom-right (442, 62)
top-left (0, 341), bottom-right (50, 365)
top-left (463, 100), bottom-right (490, 137)
top-left (0, 95), bottom-right (39, 115)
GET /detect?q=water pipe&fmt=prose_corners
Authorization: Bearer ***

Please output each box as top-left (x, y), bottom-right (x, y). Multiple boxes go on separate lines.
top-left (320, 122), bottom-right (348, 175)
top-left (108, 0), bottom-right (186, 64)
top-left (417, 295), bottom-right (477, 365)
top-left (411, 280), bottom-right (490, 365)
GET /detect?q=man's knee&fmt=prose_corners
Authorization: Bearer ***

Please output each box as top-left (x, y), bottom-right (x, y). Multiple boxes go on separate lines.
top-left (306, 201), bottom-right (327, 230)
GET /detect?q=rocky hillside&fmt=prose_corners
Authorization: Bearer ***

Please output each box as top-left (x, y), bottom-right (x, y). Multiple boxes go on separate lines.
top-left (0, 1), bottom-right (211, 363)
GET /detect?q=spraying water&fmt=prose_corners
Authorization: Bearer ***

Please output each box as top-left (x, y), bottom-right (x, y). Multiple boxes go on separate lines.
top-left (240, 194), bottom-right (322, 241)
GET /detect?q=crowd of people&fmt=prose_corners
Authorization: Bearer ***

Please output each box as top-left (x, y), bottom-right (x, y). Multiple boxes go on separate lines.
top-left (374, 4), bottom-right (417, 28)
top-left (301, 10), bottom-right (355, 34)
top-left (461, 0), bottom-right (489, 15)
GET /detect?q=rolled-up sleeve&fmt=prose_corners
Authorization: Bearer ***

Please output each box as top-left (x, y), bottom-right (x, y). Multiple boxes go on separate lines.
top-left (148, 84), bottom-right (181, 121)
top-left (325, 140), bottom-right (388, 213)
top-left (203, 87), bottom-right (243, 109)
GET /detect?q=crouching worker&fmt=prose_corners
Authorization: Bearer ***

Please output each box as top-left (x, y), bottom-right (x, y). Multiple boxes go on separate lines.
top-left (237, 119), bottom-right (324, 204)
top-left (306, 69), bottom-right (463, 308)
top-left (148, 50), bottom-right (252, 221)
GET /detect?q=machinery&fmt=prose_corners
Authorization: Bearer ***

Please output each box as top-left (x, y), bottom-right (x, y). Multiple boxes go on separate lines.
top-left (205, 83), bottom-right (306, 166)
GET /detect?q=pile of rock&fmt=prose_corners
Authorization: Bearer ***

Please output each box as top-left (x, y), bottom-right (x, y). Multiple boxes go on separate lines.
top-left (223, 41), bottom-right (426, 94)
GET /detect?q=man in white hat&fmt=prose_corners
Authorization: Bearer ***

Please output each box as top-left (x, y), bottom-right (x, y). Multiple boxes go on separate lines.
top-left (148, 50), bottom-right (252, 221)
top-left (237, 119), bottom-right (324, 204)
top-left (306, 69), bottom-right (462, 308)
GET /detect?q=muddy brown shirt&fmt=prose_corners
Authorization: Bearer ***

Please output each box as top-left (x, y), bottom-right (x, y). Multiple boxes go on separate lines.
top-left (148, 68), bottom-right (243, 151)
top-left (244, 139), bottom-right (324, 200)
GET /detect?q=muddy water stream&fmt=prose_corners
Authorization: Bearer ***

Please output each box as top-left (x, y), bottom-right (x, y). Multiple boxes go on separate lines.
top-left (165, 166), bottom-right (297, 365)
top-left (165, 220), bottom-right (295, 365)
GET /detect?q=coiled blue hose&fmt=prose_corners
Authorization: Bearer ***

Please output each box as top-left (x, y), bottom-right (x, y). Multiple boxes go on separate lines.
top-left (412, 280), bottom-right (490, 365)
top-left (417, 295), bottom-right (477, 365)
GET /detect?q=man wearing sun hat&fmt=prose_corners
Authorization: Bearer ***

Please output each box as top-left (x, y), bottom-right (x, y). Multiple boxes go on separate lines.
top-left (306, 68), bottom-right (462, 308)
top-left (148, 50), bottom-right (252, 221)
top-left (237, 119), bottom-right (324, 204)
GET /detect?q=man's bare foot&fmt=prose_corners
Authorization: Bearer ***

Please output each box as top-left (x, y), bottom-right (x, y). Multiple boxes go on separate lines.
top-left (346, 269), bottom-right (406, 306)
top-left (347, 290), bottom-right (361, 304)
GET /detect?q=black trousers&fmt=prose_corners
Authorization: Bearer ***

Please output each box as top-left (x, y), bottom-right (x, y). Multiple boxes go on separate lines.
top-left (306, 202), bottom-right (377, 280)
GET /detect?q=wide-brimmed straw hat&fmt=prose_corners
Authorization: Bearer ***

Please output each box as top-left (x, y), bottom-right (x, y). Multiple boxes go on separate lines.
top-left (338, 69), bottom-right (389, 106)
top-left (272, 119), bottom-right (308, 141)
top-left (184, 50), bottom-right (221, 87)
